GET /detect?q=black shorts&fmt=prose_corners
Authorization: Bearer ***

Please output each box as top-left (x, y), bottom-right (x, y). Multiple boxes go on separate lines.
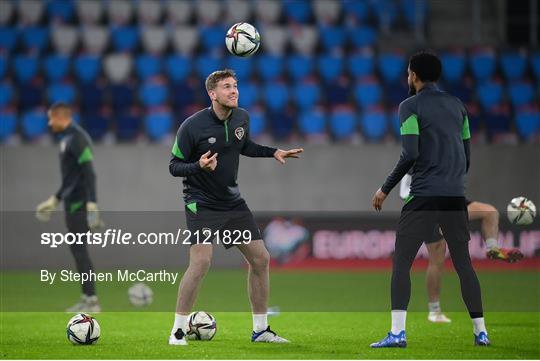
top-left (398, 196), bottom-right (470, 244)
top-left (185, 201), bottom-right (262, 249)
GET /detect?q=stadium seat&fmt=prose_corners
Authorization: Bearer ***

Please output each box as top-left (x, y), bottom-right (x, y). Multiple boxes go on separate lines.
top-left (80, 83), bottom-right (105, 112)
top-left (0, 81), bottom-right (13, 107)
top-left (83, 111), bottom-right (109, 141)
top-left (140, 80), bottom-right (168, 107)
top-left (384, 80), bottom-right (408, 106)
top-left (21, 26), bottom-right (48, 52)
top-left (76, 0), bottom-right (103, 24)
top-left (111, 26), bottom-right (139, 51)
top-left (51, 25), bottom-right (79, 54)
top-left (137, 0), bottom-right (163, 24)
top-left (477, 81), bottom-right (504, 110)
top-left (470, 51), bottom-right (496, 81)
top-left (268, 108), bottom-right (294, 139)
top-left (330, 109), bottom-right (357, 139)
top-left (318, 55), bottom-right (344, 82)
top-left (195, 0), bottom-right (222, 24)
top-left (104, 53), bottom-right (133, 83)
top-left (348, 26), bottom-right (376, 48)
top-left (500, 51), bottom-right (527, 81)
top-left (44, 54), bottom-right (70, 81)
top-left (170, 81), bottom-right (197, 112)
top-left (354, 80), bottom-right (382, 108)
top-left (287, 55), bottom-right (314, 80)
top-left (257, 55), bottom-right (284, 81)
top-left (0, 55), bottom-right (6, 78)
top-left (166, 0), bottom-right (192, 23)
top-left (290, 26), bottom-right (318, 55)
top-left (342, 0), bottom-right (370, 21)
top-left (0, 0), bottom-right (14, 25)
top-left (379, 53), bottom-right (406, 83)
top-left (389, 109), bottom-right (400, 137)
top-left (110, 83), bottom-right (135, 112)
top-left (47, 0), bottom-right (75, 22)
top-left (74, 55), bottom-right (101, 83)
top-left (484, 107), bottom-right (511, 138)
top-left (0, 110), bottom-right (17, 142)
top-left (172, 26), bottom-right (198, 55)
top-left (19, 0), bottom-right (44, 24)
top-left (116, 108), bottom-right (142, 141)
top-left (260, 26), bottom-right (288, 55)
top-left (515, 110), bottom-right (540, 140)
top-left (446, 81), bottom-right (474, 103)
top-left (225, 0), bottom-right (253, 24)
top-left (238, 82), bottom-right (258, 109)
top-left (141, 26), bottom-right (168, 54)
top-left (508, 82), bottom-right (535, 108)
top-left (0, 27), bottom-right (17, 52)
top-left (254, 0), bottom-right (283, 23)
top-left (247, 108), bottom-right (266, 138)
top-left (200, 25), bottom-right (226, 51)
top-left (400, 0), bottom-right (428, 27)
top-left (348, 53), bottom-right (375, 78)
top-left (298, 109), bottom-right (327, 136)
top-left (293, 81), bottom-right (321, 110)
top-left (263, 82), bottom-right (289, 111)
top-left (326, 77), bottom-right (350, 105)
top-left (372, 0), bottom-right (398, 29)
top-left (196, 55), bottom-right (223, 78)
top-left (21, 108), bottom-right (48, 139)
top-left (226, 56), bottom-right (254, 81)
top-left (107, 0), bottom-right (134, 25)
top-left (48, 83), bottom-right (76, 104)
top-left (135, 55), bottom-right (162, 80)
top-left (313, 0), bottom-right (341, 24)
top-left (361, 110), bottom-right (388, 141)
top-left (531, 53), bottom-right (540, 80)
top-left (165, 55), bottom-right (191, 82)
top-left (441, 52), bottom-right (466, 83)
top-left (283, 0), bottom-right (311, 23)
top-left (319, 25), bottom-right (347, 50)
top-left (144, 109), bottom-right (173, 141)
top-left (14, 55), bottom-right (39, 83)
top-left (19, 81), bottom-right (42, 110)
top-left (81, 25), bottom-right (109, 53)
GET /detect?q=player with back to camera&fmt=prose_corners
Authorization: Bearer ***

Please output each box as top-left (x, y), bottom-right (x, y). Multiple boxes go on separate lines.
top-left (370, 52), bottom-right (490, 347)
top-left (168, 69), bottom-right (303, 346)
top-left (35, 102), bottom-right (104, 312)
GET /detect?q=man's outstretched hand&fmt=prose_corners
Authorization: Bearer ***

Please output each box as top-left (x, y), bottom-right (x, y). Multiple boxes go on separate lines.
top-left (199, 151), bottom-right (218, 171)
top-left (372, 188), bottom-right (387, 211)
top-left (274, 148), bottom-right (304, 164)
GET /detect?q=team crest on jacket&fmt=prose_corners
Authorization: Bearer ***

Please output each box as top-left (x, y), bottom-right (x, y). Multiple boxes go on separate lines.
top-left (235, 127), bottom-right (244, 140)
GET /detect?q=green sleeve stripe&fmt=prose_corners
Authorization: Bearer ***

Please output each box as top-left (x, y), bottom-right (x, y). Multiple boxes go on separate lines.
top-left (400, 114), bottom-right (419, 135)
top-left (462, 116), bottom-right (471, 140)
top-left (186, 202), bottom-right (197, 214)
top-left (77, 147), bottom-right (94, 164)
top-left (171, 139), bottom-right (185, 159)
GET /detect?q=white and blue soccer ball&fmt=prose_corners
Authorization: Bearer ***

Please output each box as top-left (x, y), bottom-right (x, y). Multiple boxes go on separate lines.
top-left (186, 311), bottom-right (217, 341)
top-left (507, 196), bottom-right (537, 225)
top-left (66, 313), bottom-right (100, 345)
top-left (128, 282), bottom-right (153, 307)
top-left (225, 22), bottom-right (260, 57)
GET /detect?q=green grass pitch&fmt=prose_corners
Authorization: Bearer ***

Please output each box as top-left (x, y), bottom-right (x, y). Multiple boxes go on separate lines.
top-left (1, 270), bottom-right (539, 359)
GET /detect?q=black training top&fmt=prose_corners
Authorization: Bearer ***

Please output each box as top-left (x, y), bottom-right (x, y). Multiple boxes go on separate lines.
top-left (169, 106), bottom-right (277, 210)
top-left (381, 83), bottom-right (471, 197)
top-left (55, 123), bottom-right (97, 210)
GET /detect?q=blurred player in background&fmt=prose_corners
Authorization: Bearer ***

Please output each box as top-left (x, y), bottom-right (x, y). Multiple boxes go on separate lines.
top-left (35, 102), bottom-right (103, 312)
top-left (400, 173), bottom-right (524, 323)
top-left (168, 69), bottom-right (303, 346)
top-left (371, 52), bottom-right (490, 347)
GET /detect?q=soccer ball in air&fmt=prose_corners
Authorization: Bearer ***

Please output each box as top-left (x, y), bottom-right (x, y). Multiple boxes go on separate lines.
top-left (186, 311), bottom-right (217, 340)
top-left (507, 196), bottom-right (537, 225)
top-left (128, 282), bottom-right (153, 307)
top-left (225, 22), bottom-right (260, 57)
top-left (66, 313), bottom-right (100, 345)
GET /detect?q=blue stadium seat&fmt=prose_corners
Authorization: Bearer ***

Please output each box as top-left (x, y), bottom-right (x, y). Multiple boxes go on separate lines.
top-left (470, 52), bottom-right (496, 81)
top-left (354, 81), bottom-right (382, 107)
top-left (14, 55), bottom-right (39, 82)
top-left (348, 26), bottom-right (376, 48)
top-left (372, 0), bottom-right (398, 28)
top-left (74, 55), bottom-right (101, 83)
top-left (111, 83), bottom-right (136, 113)
top-left (80, 83), bottom-right (105, 112)
top-left (283, 0), bottom-right (311, 22)
top-left (342, 0), bottom-right (370, 21)
top-left (318, 55), bottom-right (344, 82)
top-left (361, 110), bottom-right (388, 141)
top-left (287, 55), bottom-right (313, 80)
top-left (83, 111), bottom-right (109, 141)
top-left (384, 80), bottom-right (408, 106)
top-left (477, 81), bottom-right (503, 109)
top-left (171, 81), bottom-right (197, 113)
top-left (166, 55), bottom-right (191, 83)
top-left (319, 26), bottom-right (347, 50)
top-left (446, 81), bottom-right (474, 103)
top-left (196, 55), bottom-right (223, 78)
top-left (111, 26), bottom-right (139, 51)
top-left (330, 109), bottom-right (357, 139)
top-left (21, 109), bottom-right (48, 139)
top-left (247, 109), bottom-right (266, 138)
top-left (48, 83), bottom-right (76, 104)
top-left (19, 82), bottom-right (42, 110)
top-left (257, 55), bottom-right (284, 81)
top-left (500, 52), bottom-right (527, 81)
top-left (200, 25), bottom-right (226, 50)
top-left (44, 54), bottom-right (70, 81)
top-left (299, 109), bottom-right (326, 136)
top-left (379, 53), bottom-right (406, 83)
top-left (441, 52), bottom-right (466, 83)
top-left (0, 110), bottom-right (17, 142)
top-left (226, 56), bottom-right (254, 81)
top-left (136, 55), bottom-right (162, 80)
top-left (140, 80), bottom-right (168, 107)
top-left (0, 55), bottom-right (6, 78)
top-left (515, 110), bottom-right (540, 139)
top-left (117, 109), bottom-right (142, 141)
top-left (484, 107), bottom-right (511, 138)
top-left (47, 0), bottom-right (75, 22)
top-left (400, 0), bottom-right (427, 27)
top-left (532, 53), bottom-right (540, 80)
top-left (0, 82), bottom-right (13, 107)
top-left (348, 53), bottom-right (375, 78)
top-left (144, 110), bottom-right (173, 141)
top-left (0, 27), bottom-right (17, 52)
top-left (238, 82), bottom-right (258, 108)
top-left (268, 109), bottom-right (294, 140)
top-left (21, 26), bottom-right (48, 52)
top-left (390, 109), bottom-right (400, 137)
top-left (263, 82), bottom-right (289, 111)
top-left (326, 78), bottom-right (350, 105)
top-left (508, 82), bottom-right (535, 108)
top-left (293, 82), bottom-right (320, 110)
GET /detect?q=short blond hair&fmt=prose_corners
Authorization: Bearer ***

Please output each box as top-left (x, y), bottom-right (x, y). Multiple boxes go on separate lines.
top-left (205, 69), bottom-right (237, 91)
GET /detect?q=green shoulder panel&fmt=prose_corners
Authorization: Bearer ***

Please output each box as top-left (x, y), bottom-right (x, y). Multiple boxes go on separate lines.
top-left (78, 146), bottom-right (94, 164)
top-left (400, 114), bottom-right (419, 136)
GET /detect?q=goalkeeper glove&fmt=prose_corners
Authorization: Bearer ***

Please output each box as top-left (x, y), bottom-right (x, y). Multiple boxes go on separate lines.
top-left (86, 202), bottom-right (104, 230)
top-left (36, 195), bottom-right (59, 222)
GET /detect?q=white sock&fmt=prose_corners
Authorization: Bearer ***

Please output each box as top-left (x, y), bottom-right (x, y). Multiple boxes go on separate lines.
top-left (472, 317), bottom-right (487, 336)
top-left (171, 313), bottom-right (189, 335)
top-left (253, 313), bottom-right (268, 332)
top-left (428, 301), bottom-right (441, 313)
top-left (486, 238), bottom-right (498, 250)
top-left (391, 310), bottom-right (406, 334)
